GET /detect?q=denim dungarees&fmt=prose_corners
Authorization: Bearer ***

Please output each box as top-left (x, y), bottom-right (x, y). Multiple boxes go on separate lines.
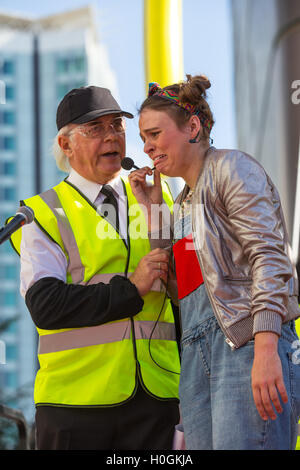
top-left (173, 209), bottom-right (300, 450)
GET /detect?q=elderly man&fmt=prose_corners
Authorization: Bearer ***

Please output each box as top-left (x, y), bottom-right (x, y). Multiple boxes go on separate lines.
top-left (10, 86), bottom-right (180, 450)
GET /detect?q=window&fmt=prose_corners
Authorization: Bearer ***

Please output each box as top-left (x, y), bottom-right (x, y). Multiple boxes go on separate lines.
top-left (0, 187), bottom-right (15, 201)
top-left (56, 58), bottom-right (68, 74)
top-left (57, 80), bottom-right (86, 101)
top-left (0, 187), bottom-right (16, 201)
top-left (5, 345), bottom-right (18, 361)
top-left (56, 56), bottom-right (85, 75)
top-left (4, 320), bottom-right (17, 334)
top-left (0, 136), bottom-right (16, 151)
top-left (2, 161), bottom-right (16, 176)
top-left (3, 111), bottom-right (16, 125)
top-left (0, 291), bottom-right (17, 307)
top-left (71, 57), bottom-right (85, 73)
top-left (5, 136), bottom-right (16, 151)
top-left (0, 111), bottom-right (16, 125)
top-left (2, 60), bottom-right (15, 76)
top-left (0, 265), bottom-right (17, 280)
top-left (4, 371), bottom-right (18, 388)
top-left (5, 86), bottom-right (15, 101)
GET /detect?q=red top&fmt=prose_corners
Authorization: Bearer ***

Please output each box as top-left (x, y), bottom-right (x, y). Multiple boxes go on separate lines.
top-left (172, 234), bottom-right (204, 300)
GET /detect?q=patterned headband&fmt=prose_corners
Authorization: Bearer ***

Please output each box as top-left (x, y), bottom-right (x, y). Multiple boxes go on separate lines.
top-left (148, 82), bottom-right (212, 131)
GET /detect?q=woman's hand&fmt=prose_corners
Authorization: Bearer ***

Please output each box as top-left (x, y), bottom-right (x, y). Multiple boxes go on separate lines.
top-left (251, 332), bottom-right (288, 421)
top-left (128, 167), bottom-right (163, 210)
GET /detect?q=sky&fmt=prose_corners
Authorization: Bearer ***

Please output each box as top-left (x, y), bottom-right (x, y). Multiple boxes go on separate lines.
top-left (0, 0), bottom-right (237, 180)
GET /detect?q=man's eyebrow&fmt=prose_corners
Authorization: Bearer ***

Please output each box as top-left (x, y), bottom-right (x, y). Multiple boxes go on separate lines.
top-left (84, 120), bottom-right (100, 126)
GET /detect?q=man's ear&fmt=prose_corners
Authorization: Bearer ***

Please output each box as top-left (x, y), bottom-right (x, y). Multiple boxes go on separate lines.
top-left (58, 134), bottom-right (73, 157)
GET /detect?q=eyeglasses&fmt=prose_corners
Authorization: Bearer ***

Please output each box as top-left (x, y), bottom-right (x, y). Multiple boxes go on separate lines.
top-left (70, 117), bottom-right (126, 139)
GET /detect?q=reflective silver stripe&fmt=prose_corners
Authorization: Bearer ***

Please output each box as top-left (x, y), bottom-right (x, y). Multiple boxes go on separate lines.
top-left (134, 321), bottom-right (176, 341)
top-left (38, 320), bottom-right (131, 354)
top-left (39, 189), bottom-right (85, 284)
top-left (39, 190), bottom-right (166, 292)
top-left (84, 273), bottom-right (166, 292)
top-left (38, 320), bottom-right (176, 354)
top-left (39, 190), bottom-right (166, 291)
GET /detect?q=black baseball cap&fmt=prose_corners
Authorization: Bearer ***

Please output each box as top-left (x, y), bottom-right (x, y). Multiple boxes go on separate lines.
top-left (56, 86), bottom-right (134, 131)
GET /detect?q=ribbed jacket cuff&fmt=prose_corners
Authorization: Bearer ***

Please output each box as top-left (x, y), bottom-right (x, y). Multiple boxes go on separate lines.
top-left (253, 310), bottom-right (282, 337)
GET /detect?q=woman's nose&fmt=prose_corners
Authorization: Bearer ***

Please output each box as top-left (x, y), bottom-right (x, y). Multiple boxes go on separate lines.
top-left (144, 140), bottom-right (154, 156)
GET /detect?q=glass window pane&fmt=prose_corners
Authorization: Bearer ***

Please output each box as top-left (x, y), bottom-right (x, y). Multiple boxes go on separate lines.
top-left (6, 345), bottom-right (18, 361)
top-left (4, 291), bottom-right (17, 306)
top-left (57, 58), bottom-right (69, 74)
top-left (4, 265), bottom-right (17, 279)
top-left (5, 371), bottom-right (18, 388)
top-left (3, 161), bottom-right (16, 176)
top-left (5, 86), bottom-right (15, 101)
top-left (74, 57), bottom-right (85, 72)
top-left (5, 320), bottom-right (17, 334)
top-left (3, 111), bottom-right (15, 125)
top-left (4, 187), bottom-right (16, 201)
top-left (3, 60), bottom-right (15, 75)
top-left (4, 136), bottom-right (16, 151)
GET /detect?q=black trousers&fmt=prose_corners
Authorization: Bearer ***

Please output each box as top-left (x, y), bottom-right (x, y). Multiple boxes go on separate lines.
top-left (35, 385), bottom-right (179, 450)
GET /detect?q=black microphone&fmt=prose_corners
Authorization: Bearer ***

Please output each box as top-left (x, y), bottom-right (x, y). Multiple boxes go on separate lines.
top-left (121, 157), bottom-right (155, 171)
top-left (121, 157), bottom-right (140, 170)
top-left (0, 206), bottom-right (34, 245)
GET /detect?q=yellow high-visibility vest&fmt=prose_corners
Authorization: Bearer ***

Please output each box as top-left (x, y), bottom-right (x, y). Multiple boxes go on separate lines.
top-left (10, 177), bottom-right (180, 407)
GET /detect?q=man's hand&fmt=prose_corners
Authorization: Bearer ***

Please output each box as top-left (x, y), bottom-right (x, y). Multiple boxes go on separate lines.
top-left (251, 332), bottom-right (288, 421)
top-left (129, 248), bottom-right (170, 297)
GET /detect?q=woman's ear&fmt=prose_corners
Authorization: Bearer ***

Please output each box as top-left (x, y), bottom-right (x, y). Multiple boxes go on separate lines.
top-left (189, 115), bottom-right (202, 144)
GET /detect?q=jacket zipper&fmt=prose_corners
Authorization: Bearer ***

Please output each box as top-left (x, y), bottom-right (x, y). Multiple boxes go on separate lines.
top-left (191, 221), bottom-right (237, 350)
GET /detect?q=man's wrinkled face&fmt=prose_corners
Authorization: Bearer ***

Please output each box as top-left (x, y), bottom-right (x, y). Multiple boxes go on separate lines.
top-left (59, 114), bottom-right (126, 184)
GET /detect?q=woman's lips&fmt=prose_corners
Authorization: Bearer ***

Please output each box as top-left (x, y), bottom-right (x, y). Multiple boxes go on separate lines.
top-left (153, 154), bottom-right (167, 167)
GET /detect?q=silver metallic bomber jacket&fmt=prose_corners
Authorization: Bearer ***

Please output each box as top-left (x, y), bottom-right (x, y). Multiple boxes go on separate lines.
top-left (172, 147), bottom-right (300, 349)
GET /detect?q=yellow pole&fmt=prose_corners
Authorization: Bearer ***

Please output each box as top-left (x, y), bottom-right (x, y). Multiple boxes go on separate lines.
top-left (144, 0), bottom-right (184, 89)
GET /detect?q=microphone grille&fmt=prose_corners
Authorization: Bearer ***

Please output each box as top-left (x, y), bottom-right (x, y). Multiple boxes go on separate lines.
top-left (121, 157), bottom-right (134, 170)
top-left (17, 206), bottom-right (34, 224)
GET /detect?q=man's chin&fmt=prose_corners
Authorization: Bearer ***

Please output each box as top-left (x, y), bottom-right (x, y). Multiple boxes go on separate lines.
top-left (97, 163), bottom-right (121, 178)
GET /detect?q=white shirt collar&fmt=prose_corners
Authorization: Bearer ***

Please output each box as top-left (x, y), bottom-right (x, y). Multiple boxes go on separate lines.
top-left (66, 168), bottom-right (125, 204)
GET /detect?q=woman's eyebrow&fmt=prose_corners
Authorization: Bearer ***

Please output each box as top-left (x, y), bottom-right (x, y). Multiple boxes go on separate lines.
top-left (140, 126), bottom-right (159, 134)
top-left (139, 126), bottom-right (160, 141)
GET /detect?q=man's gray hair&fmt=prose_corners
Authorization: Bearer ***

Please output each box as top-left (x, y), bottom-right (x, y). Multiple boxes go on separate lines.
top-left (52, 124), bottom-right (73, 173)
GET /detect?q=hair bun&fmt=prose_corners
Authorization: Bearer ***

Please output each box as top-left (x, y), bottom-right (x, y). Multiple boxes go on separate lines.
top-left (185, 74), bottom-right (211, 97)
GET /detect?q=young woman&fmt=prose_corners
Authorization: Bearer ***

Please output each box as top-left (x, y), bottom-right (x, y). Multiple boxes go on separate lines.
top-left (129, 75), bottom-right (300, 450)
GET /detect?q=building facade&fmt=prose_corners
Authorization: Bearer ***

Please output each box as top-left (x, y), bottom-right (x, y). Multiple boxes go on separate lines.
top-left (231, 0), bottom-right (300, 256)
top-left (0, 6), bottom-right (117, 424)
